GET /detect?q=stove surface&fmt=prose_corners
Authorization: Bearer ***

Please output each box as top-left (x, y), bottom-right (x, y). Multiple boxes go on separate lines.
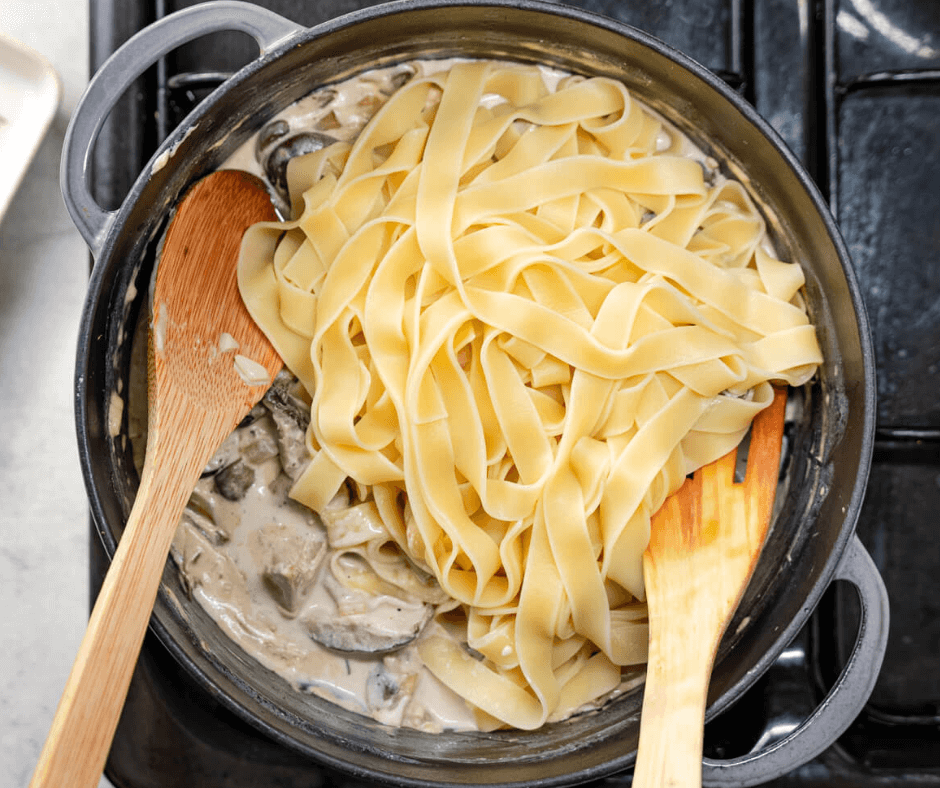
top-left (88, 0), bottom-right (940, 785)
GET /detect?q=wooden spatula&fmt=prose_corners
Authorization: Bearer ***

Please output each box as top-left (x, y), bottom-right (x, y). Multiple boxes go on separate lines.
top-left (30, 170), bottom-right (281, 788)
top-left (633, 386), bottom-right (787, 788)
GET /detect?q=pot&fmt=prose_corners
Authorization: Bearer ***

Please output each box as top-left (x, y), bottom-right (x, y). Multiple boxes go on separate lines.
top-left (63, 1), bottom-right (888, 785)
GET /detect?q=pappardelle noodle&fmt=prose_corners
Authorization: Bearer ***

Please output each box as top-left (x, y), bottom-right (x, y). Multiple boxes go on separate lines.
top-left (236, 59), bottom-right (822, 730)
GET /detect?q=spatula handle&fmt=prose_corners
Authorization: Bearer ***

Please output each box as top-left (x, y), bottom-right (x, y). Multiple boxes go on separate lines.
top-left (28, 451), bottom-right (199, 788)
top-left (633, 621), bottom-right (716, 788)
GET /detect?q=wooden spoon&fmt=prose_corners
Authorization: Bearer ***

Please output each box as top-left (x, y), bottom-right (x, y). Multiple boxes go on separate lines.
top-left (30, 170), bottom-right (281, 788)
top-left (633, 386), bottom-right (787, 788)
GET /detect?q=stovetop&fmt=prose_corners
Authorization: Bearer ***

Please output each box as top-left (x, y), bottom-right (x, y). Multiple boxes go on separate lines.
top-left (88, 0), bottom-right (940, 785)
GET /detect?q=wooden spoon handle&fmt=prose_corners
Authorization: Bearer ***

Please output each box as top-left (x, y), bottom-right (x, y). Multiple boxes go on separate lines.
top-left (29, 432), bottom-right (204, 788)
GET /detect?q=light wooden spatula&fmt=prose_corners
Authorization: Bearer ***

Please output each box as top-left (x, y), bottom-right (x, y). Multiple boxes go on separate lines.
top-left (633, 386), bottom-right (787, 788)
top-left (30, 170), bottom-right (281, 788)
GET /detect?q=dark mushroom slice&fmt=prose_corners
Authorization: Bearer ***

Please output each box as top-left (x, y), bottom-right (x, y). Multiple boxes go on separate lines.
top-left (383, 64), bottom-right (417, 95)
top-left (365, 664), bottom-right (401, 712)
top-left (304, 600), bottom-right (433, 656)
top-left (252, 523), bottom-right (326, 617)
top-left (181, 486), bottom-right (229, 545)
top-left (239, 415), bottom-right (280, 465)
top-left (261, 131), bottom-right (337, 204)
top-left (201, 429), bottom-right (242, 477)
top-left (255, 119), bottom-right (290, 158)
top-left (214, 459), bottom-right (255, 501)
top-left (365, 663), bottom-right (417, 713)
top-left (263, 370), bottom-right (310, 427)
top-left (170, 523), bottom-right (234, 598)
top-left (237, 401), bottom-right (268, 430)
top-left (203, 402), bottom-right (274, 477)
top-left (262, 373), bottom-right (311, 480)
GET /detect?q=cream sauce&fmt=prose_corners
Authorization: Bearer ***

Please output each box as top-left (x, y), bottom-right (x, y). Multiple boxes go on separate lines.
top-left (166, 398), bottom-right (479, 731)
top-left (108, 390), bottom-right (123, 439)
top-left (152, 300), bottom-right (168, 354)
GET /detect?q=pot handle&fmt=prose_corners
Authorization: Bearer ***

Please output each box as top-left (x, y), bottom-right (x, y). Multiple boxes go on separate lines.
top-left (60, 0), bottom-right (303, 256)
top-left (701, 534), bottom-right (889, 787)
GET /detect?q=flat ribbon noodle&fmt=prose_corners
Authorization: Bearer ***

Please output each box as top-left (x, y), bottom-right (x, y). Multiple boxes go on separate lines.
top-left (238, 60), bottom-right (822, 729)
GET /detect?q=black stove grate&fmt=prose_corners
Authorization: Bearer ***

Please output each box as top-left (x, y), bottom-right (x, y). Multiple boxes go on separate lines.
top-left (88, 0), bottom-right (940, 785)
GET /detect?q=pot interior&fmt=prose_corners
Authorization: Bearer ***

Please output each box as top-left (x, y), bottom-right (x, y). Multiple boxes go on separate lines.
top-left (77, 2), bottom-right (872, 785)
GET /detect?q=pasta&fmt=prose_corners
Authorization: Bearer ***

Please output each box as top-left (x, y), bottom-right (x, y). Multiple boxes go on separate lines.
top-left (237, 59), bottom-right (821, 729)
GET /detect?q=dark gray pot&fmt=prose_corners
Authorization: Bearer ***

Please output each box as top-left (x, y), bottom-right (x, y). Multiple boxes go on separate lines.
top-left (63, 2), bottom-right (887, 785)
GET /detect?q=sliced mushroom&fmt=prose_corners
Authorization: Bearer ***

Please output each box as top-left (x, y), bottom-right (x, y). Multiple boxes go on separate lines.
top-left (303, 598), bottom-right (433, 655)
top-left (364, 663), bottom-right (418, 714)
top-left (256, 119), bottom-right (290, 156)
top-left (462, 643), bottom-right (487, 662)
top-left (214, 459), bottom-right (255, 501)
top-left (239, 416), bottom-right (280, 465)
top-left (237, 401), bottom-right (268, 429)
top-left (384, 64), bottom-right (416, 95)
top-left (701, 156), bottom-right (720, 187)
top-left (251, 523), bottom-right (326, 617)
top-left (263, 371), bottom-right (310, 428)
top-left (262, 373), bottom-right (311, 480)
top-left (365, 664), bottom-right (401, 711)
top-left (261, 131), bottom-right (336, 202)
top-left (181, 485), bottom-right (229, 545)
top-left (171, 520), bottom-right (237, 598)
top-left (201, 429), bottom-right (242, 477)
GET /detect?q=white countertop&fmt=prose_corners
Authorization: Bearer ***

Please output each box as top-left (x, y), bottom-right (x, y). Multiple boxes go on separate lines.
top-left (0, 2), bottom-right (113, 785)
